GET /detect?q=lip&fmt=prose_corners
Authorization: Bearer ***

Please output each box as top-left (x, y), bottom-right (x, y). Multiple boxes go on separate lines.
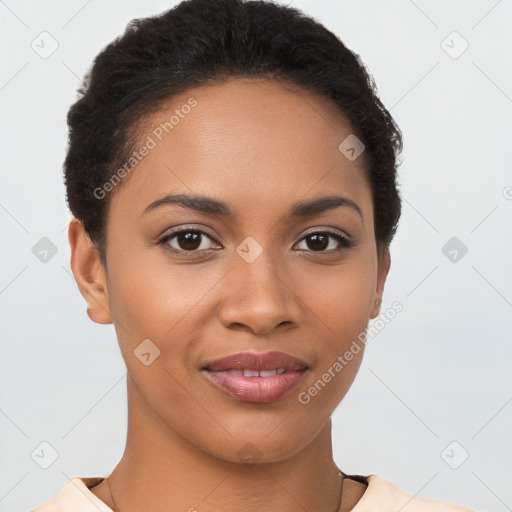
top-left (204, 351), bottom-right (308, 372)
top-left (202, 351), bottom-right (309, 403)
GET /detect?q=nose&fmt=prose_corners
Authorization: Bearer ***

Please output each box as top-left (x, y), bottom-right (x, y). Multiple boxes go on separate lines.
top-left (218, 250), bottom-right (303, 335)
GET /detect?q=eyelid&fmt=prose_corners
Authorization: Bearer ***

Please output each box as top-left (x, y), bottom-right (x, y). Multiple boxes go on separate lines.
top-left (295, 228), bottom-right (354, 251)
top-left (299, 226), bottom-right (351, 241)
top-left (163, 225), bottom-right (218, 239)
top-left (158, 225), bottom-right (221, 249)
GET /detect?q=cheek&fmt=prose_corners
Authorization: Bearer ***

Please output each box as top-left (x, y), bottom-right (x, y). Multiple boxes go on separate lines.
top-left (107, 243), bottom-right (377, 366)
top-left (106, 248), bottom-right (222, 337)
top-left (301, 257), bottom-right (377, 343)
top-left (294, 265), bottom-right (374, 422)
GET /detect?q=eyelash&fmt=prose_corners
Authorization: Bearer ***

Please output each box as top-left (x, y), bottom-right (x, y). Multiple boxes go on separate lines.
top-left (156, 227), bottom-right (354, 255)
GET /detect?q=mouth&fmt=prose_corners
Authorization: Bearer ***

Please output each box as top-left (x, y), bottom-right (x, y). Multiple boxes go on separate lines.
top-left (202, 351), bottom-right (309, 403)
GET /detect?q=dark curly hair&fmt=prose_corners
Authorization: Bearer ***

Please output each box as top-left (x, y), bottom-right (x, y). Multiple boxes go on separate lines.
top-left (64, 0), bottom-right (402, 267)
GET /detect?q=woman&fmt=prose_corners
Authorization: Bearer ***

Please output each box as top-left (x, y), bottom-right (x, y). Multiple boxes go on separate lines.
top-left (32, 0), bottom-right (475, 510)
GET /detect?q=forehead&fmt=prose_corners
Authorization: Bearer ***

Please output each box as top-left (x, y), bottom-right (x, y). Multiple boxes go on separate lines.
top-left (108, 78), bottom-right (372, 223)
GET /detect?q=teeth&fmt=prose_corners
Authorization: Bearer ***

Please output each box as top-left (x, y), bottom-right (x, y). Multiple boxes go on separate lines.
top-left (242, 370), bottom-right (260, 377)
top-left (228, 369), bottom-right (287, 377)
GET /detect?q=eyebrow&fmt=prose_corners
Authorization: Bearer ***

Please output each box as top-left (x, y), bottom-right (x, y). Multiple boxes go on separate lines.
top-left (140, 193), bottom-right (363, 220)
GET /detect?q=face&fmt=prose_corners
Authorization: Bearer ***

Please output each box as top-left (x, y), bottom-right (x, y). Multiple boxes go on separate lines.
top-left (71, 78), bottom-right (390, 463)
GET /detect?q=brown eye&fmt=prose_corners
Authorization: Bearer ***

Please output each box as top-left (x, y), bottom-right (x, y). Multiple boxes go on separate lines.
top-left (295, 231), bottom-right (353, 252)
top-left (158, 229), bottom-right (218, 252)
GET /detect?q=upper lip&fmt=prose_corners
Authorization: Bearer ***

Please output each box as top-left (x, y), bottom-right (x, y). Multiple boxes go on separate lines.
top-left (203, 351), bottom-right (308, 372)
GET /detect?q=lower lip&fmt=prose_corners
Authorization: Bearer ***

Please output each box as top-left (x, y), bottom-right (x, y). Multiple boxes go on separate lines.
top-left (203, 369), bottom-right (307, 403)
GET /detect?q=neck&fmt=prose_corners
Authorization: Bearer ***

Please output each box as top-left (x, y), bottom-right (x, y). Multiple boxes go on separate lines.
top-left (104, 373), bottom-right (346, 512)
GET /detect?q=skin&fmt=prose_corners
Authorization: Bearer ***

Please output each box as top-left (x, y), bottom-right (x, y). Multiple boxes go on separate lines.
top-left (68, 77), bottom-right (390, 511)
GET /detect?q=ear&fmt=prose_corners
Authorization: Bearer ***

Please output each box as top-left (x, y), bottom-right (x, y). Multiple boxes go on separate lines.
top-left (370, 249), bottom-right (391, 319)
top-left (68, 217), bottom-right (112, 325)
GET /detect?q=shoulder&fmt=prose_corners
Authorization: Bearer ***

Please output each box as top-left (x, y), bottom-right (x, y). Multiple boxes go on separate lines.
top-left (348, 473), bottom-right (476, 511)
top-left (31, 477), bottom-right (111, 512)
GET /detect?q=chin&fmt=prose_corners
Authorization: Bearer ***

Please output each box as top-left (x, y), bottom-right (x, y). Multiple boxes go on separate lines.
top-left (198, 426), bottom-right (319, 465)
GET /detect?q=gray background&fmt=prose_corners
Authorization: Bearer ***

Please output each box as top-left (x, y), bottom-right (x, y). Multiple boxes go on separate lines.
top-left (1, 1), bottom-right (511, 510)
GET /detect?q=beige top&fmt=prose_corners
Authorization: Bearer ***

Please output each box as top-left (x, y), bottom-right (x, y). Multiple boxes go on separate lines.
top-left (31, 473), bottom-right (476, 511)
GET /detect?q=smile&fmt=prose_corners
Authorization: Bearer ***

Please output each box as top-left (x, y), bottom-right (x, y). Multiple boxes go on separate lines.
top-left (202, 351), bottom-right (309, 403)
